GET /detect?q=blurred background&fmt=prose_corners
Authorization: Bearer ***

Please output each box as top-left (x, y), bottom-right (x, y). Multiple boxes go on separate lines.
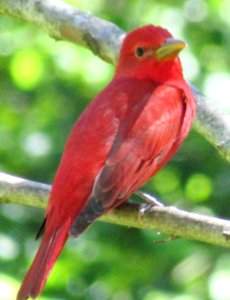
top-left (1, 0), bottom-right (230, 299)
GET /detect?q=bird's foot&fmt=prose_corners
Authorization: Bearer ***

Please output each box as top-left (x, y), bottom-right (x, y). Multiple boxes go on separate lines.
top-left (135, 191), bottom-right (177, 243)
top-left (135, 190), bottom-right (164, 221)
top-left (136, 190), bottom-right (164, 207)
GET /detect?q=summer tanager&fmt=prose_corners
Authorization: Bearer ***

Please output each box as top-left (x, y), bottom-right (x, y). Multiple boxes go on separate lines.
top-left (17, 25), bottom-right (196, 300)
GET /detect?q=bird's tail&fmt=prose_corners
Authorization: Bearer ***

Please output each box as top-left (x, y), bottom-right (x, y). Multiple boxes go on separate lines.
top-left (17, 223), bottom-right (69, 300)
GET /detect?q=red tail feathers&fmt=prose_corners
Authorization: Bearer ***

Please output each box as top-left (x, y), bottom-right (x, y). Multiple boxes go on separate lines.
top-left (17, 226), bottom-right (69, 300)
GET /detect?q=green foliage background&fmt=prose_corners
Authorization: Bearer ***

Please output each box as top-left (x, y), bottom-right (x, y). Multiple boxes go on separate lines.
top-left (1, 0), bottom-right (230, 299)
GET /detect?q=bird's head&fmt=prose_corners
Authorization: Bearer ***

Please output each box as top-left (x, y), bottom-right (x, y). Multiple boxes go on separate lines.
top-left (115, 25), bottom-right (186, 83)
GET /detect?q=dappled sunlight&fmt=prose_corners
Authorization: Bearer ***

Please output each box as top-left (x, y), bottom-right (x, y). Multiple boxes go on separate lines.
top-left (184, 0), bottom-right (208, 23)
top-left (204, 72), bottom-right (230, 112)
top-left (22, 132), bottom-right (52, 157)
top-left (152, 167), bottom-right (181, 196)
top-left (208, 254), bottom-right (230, 300)
top-left (0, 274), bottom-right (19, 300)
top-left (143, 290), bottom-right (200, 300)
top-left (209, 270), bottom-right (230, 300)
top-left (171, 251), bottom-right (211, 286)
top-left (9, 49), bottom-right (45, 90)
top-left (0, 234), bottom-right (19, 260)
top-left (180, 51), bottom-right (200, 81)
top-left (185, 173), bottom-right (213, 202)
top-left (51, 42), bottom-right (113, 86)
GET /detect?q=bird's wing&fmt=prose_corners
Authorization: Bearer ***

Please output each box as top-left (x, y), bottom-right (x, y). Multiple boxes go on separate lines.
top-left (70, 84), bottom-right (187, 237)
top-left (93, 84), bottom-right (186, 202)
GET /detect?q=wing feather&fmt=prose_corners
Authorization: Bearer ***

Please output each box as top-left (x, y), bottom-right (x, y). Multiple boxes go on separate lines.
top-left (94, 85), bottom-right (186, 203)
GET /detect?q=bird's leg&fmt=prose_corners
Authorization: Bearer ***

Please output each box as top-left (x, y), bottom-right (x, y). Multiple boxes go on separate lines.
top-left (134, 190), bottom-right (164, 221)
top-left (135, 190), bottom-right (164, 207)
top-left (127, 190), bottom-right (163, 207)
top-left (135, 190), bottom-right (177, 243)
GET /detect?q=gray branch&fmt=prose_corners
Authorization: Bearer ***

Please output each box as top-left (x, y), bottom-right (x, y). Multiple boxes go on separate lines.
top-left (1, 172), bottom-right (230, 248)
top-left (0, 0), bottom-right (124, 64)
top-left (192, 86), bottom-right (230, 162)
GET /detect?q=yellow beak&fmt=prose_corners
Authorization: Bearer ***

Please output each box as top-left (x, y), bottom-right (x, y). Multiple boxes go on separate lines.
top-left (156, 38), bottom-right (186, 60)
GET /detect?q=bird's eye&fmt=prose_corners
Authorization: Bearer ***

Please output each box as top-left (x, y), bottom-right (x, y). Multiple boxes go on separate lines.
top-left (135, 47), bottom-right (145, 57)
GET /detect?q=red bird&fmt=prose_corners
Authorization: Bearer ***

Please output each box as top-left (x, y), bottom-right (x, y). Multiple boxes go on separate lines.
top-left (17, 25), bottom-right (196, 299)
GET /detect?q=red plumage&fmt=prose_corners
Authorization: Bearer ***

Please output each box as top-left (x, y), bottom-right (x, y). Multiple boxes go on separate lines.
top-left (17, 25), bottom-right (196, 299)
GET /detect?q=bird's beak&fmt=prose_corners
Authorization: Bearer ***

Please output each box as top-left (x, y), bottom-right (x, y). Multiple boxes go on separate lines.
top-left (156, 38), bottom-right (186, 60)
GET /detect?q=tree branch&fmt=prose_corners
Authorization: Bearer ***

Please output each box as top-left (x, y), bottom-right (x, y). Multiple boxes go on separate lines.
top-left (0, 0), bottom-right (124, 64)
top-left (0, 0), bottom-right (230, 161)
top-left (192, 86), bottom-right (230, 162)
top-left (1, 172), bottom-right (230, 248)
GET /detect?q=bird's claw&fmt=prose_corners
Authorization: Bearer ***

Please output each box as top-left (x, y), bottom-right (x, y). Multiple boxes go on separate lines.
top-left (138, 203), bottom-right (157, 222)
top-left (135, 190), bottom-right (164, 222)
